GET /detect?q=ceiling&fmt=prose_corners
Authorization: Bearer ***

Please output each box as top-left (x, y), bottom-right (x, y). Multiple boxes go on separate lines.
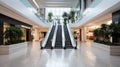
top-left (30, 0), bottom-right (78, 8)
top-left (1, 0), bottom-right (120, 28)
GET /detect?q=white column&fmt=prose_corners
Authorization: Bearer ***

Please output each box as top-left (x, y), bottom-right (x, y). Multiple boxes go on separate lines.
top-left (80, 0), bottom-right (85, 14)
top-left (81, 26), bottom-right (87, 42)
top-left (32, 27), bottom-right (40, 42)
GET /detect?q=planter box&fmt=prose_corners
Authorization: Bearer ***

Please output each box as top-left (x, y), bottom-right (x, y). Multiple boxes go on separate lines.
top-left (92, 42), bottom-right (120, 56)
top-left (0, 42), bottom-right (28, 55)
top-left (110, 46), bottom-right (120, 56)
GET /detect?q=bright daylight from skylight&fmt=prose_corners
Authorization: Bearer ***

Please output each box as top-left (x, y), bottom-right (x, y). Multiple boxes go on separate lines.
top-left (45, 8), bottom-right (71, 20)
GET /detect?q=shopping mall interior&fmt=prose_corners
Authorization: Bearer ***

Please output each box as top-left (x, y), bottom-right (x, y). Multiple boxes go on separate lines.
top-left (0, 0), bottom-right (120, 67)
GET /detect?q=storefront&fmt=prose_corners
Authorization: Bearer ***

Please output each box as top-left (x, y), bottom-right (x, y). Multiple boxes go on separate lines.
top-left (0, 14), bottom-right (32, 45)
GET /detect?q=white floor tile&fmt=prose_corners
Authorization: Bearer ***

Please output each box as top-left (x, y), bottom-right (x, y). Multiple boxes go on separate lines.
top-left (0, 42), bottom-right (120, 67)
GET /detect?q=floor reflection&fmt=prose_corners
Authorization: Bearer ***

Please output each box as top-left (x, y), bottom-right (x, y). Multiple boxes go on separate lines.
top-left (39, 49), bottom-right (74, 67)
top-left (0, 42), bottom-right (120, 67)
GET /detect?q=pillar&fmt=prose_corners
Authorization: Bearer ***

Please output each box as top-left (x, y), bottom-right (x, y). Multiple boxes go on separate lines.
top-left (81, 26), bottom-right (87, 42)
top-left (0, 21), bottom-right (3, 45)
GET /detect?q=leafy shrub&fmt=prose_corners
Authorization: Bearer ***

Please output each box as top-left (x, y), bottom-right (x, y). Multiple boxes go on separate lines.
top-left (5, 40), bottom-right (25, 45)
top-left (4, 26), bottom-right (25, 45)
top-left (93, 24), bottom-right (120, 45)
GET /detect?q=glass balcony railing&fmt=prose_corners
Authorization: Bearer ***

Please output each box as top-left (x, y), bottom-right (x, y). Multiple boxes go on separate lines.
top-left (20, 0), bottom-right (46, 23)
top-left (90, 0), bottom-right (102, 8)
top-left (75, 0), bottom-right (103, 23)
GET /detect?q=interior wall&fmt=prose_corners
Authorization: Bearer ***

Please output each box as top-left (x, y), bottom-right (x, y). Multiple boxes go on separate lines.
top-left (32, 28), bottom-right (39, 41)
top-left (32, 27), bottom-right (48, 42)
top-left (0, 14), bottom-right (32, 44)
top-left (112, 10), bottom-right (120, 43)
top-left (112, 10), bottom-right (120, 24)
top-left (0, 5), bottom-right (34, 26)
top-left (0, 22), bottom-right (3, 45)
top-left (71, 13), bottom-right (112, 42)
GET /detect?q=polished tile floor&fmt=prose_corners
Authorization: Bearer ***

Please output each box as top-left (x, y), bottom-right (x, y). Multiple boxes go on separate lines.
top-left (0, 42), bottom-right (120, 67)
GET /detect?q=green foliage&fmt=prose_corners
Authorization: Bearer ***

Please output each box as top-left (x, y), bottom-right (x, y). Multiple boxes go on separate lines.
top-left (4, 26), bottom-right (24, 45)
top-left (70, 10), bottom-right (75, 23)
top-left (100, 24), bottom-right (111, 43)
top-left (93, 28), bottom-right (101, 41)
top-left (48, 12), bottom-right (53, 22)
top-left (68, 14), bottom-right (71, 20)
top-left (93, 28), bottom-right (100, 37)
top-left (57, 18), bottom-right (60, 24)
top-left (5, 40), bottom-right (25, 45)
top-left (109, 24), bottom-right (120, 44)
top-left (93, 24), bottom-right (120, 45)
top-left (62, 10), bottom-right (75, 24)
top-left (109, 24), bottom-right (120, 37)
top-left (62, 12), bottom-right (68, 24)
top-left (62, 12), bottom-right (68, 18)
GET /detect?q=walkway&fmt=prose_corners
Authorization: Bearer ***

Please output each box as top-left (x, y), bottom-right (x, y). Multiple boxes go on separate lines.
top-left (0, 42), bottom-right (120, 67)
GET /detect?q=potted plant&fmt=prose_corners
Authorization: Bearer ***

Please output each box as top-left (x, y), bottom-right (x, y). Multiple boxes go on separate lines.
top-left (92, 24), bottom-right (120, 56)
top-left (48, 12), bottom-right (53, 22)
top-left (69, 10), bottom-right (75, 23)
top-left (62, 12), bottom-right (68, 24)
top-left (0, 26), bottom-right (27, 55)
top-left (109, 24), bottom-right (120, 45)
top-left (4, 26), bottom-right (24, 45)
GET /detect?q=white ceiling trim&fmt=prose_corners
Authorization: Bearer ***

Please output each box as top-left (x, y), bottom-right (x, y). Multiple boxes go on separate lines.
top-left (35, 0), bottom-right (76, 7)
top-left (45, 2), bottom-right (71, 4)
top-left (45, 5), bottom-right (72, 7)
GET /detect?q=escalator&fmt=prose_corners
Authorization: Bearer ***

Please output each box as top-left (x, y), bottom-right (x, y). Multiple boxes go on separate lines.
top-left (44, 25), bottom-right (56, 48)
top-left (43, 25), bottom-right (75, 49)
top-left (64, 25), bottom-right (73, 48)
top-left (55, 25), bottom-right (63, 48)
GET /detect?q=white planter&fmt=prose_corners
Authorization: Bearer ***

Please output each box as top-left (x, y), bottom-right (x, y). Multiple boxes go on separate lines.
top-left (92, 42), bottom-right (110, 51)
top-left (110, 46), bottom-right (120, 56)
top-left (92, 42), bottom-right (120, 56)
top-left (0, 42), bottom-right (28, 55)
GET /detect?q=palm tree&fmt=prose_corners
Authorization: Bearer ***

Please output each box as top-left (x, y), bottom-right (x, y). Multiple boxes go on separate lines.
top-left (62, 12), bottom-right (68, 24)
top-left (70, 10), bottom-right (75, 23)
top-left (48, 12), bottom-right (53, 22)
top-left (68, 14), bottom-right (71, 23)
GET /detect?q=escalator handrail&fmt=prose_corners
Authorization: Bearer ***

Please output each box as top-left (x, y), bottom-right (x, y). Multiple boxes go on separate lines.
top-left (41, 24), bottom-right (53, 47)
top-left (66, 24), bottom-right (76, 47)
top-left (52, 24), bottom-right (58, 47)
top-left (62, 25), bottom-right (65, 47)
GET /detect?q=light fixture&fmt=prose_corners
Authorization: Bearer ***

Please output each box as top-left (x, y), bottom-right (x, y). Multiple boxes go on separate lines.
top-left (107, 20), bottom-right (112, 25)
top-left (33, 0), bottom-right (39, 8)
